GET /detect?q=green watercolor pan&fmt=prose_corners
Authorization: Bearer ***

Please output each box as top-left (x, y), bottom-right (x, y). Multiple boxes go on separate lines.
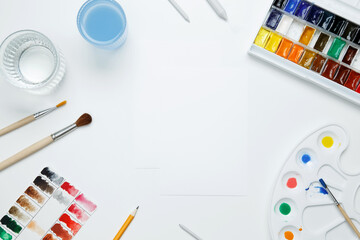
top-left (249, 0), bottom-right (360, 106)
top-left (270, 125), bottom-right (360, 240)
top-left (0, 167), bottom-right (97, 240)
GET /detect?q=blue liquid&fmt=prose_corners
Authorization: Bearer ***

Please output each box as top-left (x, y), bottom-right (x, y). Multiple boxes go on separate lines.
top-left (301, 154), bottom-right (311, 164)
top-left (81, 2), bottom-right (126, 43)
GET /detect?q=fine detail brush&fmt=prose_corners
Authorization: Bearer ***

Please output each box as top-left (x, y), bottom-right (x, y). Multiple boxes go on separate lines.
top-left (319, 178), bottom-right (360, 238)
top-left (0, 113), bottom-right (92, 171)
top-left (0, 101), bottom-right (67, 137)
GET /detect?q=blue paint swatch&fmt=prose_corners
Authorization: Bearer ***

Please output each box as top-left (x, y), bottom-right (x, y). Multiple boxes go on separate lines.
top-left (318, 11), bottom-right (335, 30)
top-left (302, 154), bottom-right (311, 164)
top-left (294, 0), bottom-right (312, 19)
top-left (266, 9), bottom-right (283, 30)
top-left (315, 186), bottom-right (328, 194)
top-left (284, 0), bottom-right (301, 14)
top-left (305, 5), bottom-right (324, 25)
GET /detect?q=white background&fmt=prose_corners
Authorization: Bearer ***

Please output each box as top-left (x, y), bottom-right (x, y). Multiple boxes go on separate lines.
top-left (1, 0), bottom-right (360, 240)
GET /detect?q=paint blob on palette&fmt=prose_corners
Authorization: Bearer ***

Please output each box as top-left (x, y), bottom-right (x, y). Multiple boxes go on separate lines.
top-left (249, 0), bottom-right (360, 106)
top-left (0, 167), bottom-right (97, 240)
top-left (270, 125), bottom-right (360, 240)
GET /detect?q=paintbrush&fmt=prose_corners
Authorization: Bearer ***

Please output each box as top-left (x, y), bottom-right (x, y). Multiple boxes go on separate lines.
top-left (319, 178), bottom-right (360, 238)
top-left (0, 101), bottom-right (67, 137)
top-left (0, 113), bottom-right (92, 171)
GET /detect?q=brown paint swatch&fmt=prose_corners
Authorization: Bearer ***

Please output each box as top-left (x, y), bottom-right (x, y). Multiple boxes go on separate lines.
top-left (25, 186), bottom-right (45, 204)
top-left (27, 221), bottom-right (45, 236)
top-left (334, 65), bottom-right (351, 84)
top-left (33, 176), bottom-right (55, 194)
top-left (342, 46), bottom-right (358, 65)
top-left (51, 223), bottom-right (72, 240)
top-left (17, 195), bottom-right (37, 214)
top-left (43, 233), bottom-right (57, 240)
top-left (9, 206), bottom-right (30, 223)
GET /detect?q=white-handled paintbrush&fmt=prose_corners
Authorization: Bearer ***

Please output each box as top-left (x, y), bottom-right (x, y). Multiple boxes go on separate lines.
top-left (319, 178), bottom-right (360, 238)
top-left (0, 113), bottom-right (92, 171)
top-left (0, 101), bottom-right (67, 137)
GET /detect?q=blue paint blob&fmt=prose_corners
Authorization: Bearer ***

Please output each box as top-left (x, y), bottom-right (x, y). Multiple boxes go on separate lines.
top-left (305, 5), bottom-right (324, 25)
top-left (284, 0), bottom-right (301, 14)
top-left (294, 0), bottom-right (312, 19)
top-left (305, 187), bottom-right (309, 191)
top-left (301, 154), bottom-right (311, 164)
top-left (266, 9), bottom-right (283, 30)
top-left (315, 186), bottom-right (328, 195)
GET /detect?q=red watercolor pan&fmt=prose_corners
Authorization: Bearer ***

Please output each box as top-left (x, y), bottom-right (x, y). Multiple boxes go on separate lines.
top-left (344, 71), bottom-right (360, 90)
top-left (321, 60), bottom-right (340, 80)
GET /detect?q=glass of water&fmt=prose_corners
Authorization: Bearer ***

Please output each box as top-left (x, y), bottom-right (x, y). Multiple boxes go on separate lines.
top-left (0, 30), bottom-right (66, 94)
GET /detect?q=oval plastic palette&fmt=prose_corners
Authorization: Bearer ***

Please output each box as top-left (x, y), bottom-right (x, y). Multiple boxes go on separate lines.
top-left (270, 125), bottom-right (360, 240)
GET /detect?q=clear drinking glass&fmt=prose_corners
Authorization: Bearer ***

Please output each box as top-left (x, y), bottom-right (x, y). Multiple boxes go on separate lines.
top-left (0, 30), bottom-right (66, 94)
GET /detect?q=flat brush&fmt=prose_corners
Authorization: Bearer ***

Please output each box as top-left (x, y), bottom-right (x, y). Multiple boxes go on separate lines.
top-left (0, 100), bottom-right (67, 137)
top-left (319, 178), bottom-right (360, 238)
top-left (0, 113), bottom-right (92, 171)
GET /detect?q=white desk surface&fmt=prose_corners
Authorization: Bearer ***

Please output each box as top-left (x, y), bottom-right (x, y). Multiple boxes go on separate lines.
top-left (1, 0), bottom-right (360, 239)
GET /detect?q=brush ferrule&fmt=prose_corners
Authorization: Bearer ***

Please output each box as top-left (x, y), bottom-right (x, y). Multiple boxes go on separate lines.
top-left (34, 107), bottom-right (57, 119)
top-left (326, 187), bottom-right (339, 205)
top-left (51, 123), bottom-right (77, 141)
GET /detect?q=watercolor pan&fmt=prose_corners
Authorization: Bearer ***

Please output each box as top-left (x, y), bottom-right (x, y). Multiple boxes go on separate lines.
top-left (0, 167), bottom-right (97, 240)
top-left (249, 0), bottom-right (360, 106)
top-left (270, 125), bottom-right (360, 240)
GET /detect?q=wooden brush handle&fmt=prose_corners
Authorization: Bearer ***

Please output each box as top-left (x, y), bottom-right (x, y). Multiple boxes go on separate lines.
top-left (338, 205), bottom-right (360, 237)
top-left (0, 136), bottom-right (53, 171)
top-left (0, 115), bottom-right (35, 136)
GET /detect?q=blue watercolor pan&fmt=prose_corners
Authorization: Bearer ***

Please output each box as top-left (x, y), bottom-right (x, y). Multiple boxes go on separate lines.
top-left (294, 0), bottom-right (312, 19)
top-left (266, 9), bottom-right (283, 30)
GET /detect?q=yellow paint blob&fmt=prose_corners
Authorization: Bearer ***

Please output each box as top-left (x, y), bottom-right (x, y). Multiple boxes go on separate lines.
top-left (284, 231), bottom-right (294, 240)
top-left (254, 27), bottom-right (270, 48)
top-left (322, 136), bottom-right (334, 148)
top-left (265, 32), bottom-right (282, 53)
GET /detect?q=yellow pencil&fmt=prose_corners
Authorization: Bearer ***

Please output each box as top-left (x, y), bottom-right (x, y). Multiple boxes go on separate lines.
top-left (113, 206), bottom-right (139, 240)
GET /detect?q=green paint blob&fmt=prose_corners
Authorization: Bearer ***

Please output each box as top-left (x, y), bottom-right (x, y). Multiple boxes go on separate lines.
top-left (327, 38), bottom-right (346, 59)
top-left (1, 215), bottom-right (22, 234)
top-left (279, 203), bottom-right (291, 215)
top-left (0, 226), bottom-right (12, 240)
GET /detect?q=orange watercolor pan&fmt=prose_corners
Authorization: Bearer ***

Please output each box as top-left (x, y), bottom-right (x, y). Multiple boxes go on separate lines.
top-left (276, 39), bottom-right (293, 58)
top-left (287, 45), bottom-right (304, 63)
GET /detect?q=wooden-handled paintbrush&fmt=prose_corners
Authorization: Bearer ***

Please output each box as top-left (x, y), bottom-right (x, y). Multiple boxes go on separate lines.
top-left (0, 101), bottom-right (67, 136)
top-left (319, 178), bottom-right (360, 238)
top-left (0, 113), bottom-right (92, 171)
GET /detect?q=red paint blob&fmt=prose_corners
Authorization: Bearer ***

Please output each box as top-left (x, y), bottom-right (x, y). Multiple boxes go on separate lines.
top-left (51, 223), bottom-right (72, 240)
top-left (68, 204), bottom-right (89, 223)
top-left (59, 213), bottom-right (81, 235)
top-left (287, 178), bottom-right (297, 189)
top-left (61, 182), bottom-right (79, 197)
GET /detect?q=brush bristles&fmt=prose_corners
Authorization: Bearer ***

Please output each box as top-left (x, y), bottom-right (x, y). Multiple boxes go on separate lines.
top-left (56, 100), bottom-right (67, 108)
top-left (76, 113), bottom-right (92, 127)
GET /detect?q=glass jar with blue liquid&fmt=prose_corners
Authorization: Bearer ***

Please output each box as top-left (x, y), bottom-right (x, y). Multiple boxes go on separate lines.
top-left (77, 0), bottom-right (127, 49)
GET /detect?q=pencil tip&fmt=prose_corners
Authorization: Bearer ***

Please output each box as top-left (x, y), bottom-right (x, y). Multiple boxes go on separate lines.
top-left (220, 12), bottom-right (228, 21)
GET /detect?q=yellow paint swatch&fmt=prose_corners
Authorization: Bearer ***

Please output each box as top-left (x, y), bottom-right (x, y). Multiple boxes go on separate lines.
top-left (265, 32), bottom-right (282, 53)
top-left (322, 136), bottom-right (334, 148)
top-left (298, 50), bottom-right (316, 69)
top-left (254, 27), bottom-right (270, 48)
top-left (299, 26), bottom-right (315, 45)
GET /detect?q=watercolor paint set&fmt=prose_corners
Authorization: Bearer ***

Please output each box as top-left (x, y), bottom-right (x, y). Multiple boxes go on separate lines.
top-left (0, 167), bottom-right (97, 240)
top-left (249, 0), bottom-right (360, 105)
top-left (270, 125), bottom-right (360, 240)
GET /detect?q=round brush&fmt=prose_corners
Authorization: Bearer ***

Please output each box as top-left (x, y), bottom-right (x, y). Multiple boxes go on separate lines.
top-left (0, 100), bottom-right (67, 137)
top-left (0, 113), bottom-right (92, 171)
